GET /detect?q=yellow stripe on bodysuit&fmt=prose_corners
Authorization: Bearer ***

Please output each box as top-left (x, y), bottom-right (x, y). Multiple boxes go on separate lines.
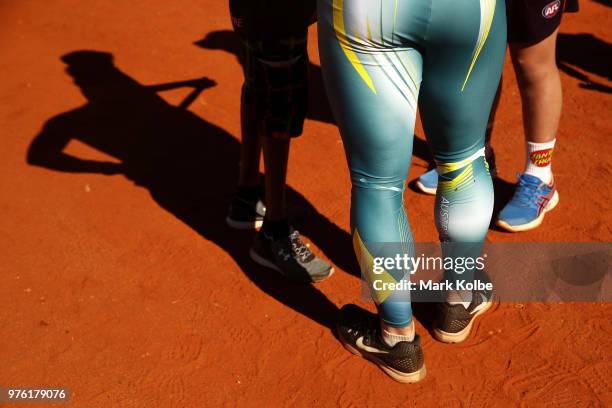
top-left (353, 230), bottom-right (399, 304)
top-left (461, 0), bottom-right (496, 91)
top-left (438, 164), bottom-right (474, 194)
top-left (436, 148), bottom-right (485, 174)
top-left (333, 0), bottom-right (377, 94)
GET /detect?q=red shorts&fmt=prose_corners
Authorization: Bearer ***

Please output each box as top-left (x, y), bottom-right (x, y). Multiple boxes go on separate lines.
top-left (507, 0), bottom-right (579, 45)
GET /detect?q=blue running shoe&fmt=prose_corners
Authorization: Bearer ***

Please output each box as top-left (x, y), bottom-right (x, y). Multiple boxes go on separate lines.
top-left (496, 173), bottom-right (559, 232)
top-left (415, 168), bottom-right (439, 195)
top-left (415, 152), bottom-right (497, 195)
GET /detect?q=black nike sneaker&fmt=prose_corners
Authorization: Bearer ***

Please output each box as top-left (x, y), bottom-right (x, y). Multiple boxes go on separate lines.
top-left (249, 229), bottom-right (334, 283)
top-left (433, 289), bottom-right (492, 343)
top-left (336, 304), bottom-right (426, 383)
top-left (226, 196), bottom-right (266, 230)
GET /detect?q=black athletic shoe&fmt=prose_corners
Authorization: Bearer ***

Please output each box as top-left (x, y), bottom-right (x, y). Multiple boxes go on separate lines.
top-left (336, 304), bottom-right (426, 383)
top-left (249, 229), bottom-right (334, 283)
top-left (433, 289), bottom-right (492, 343)
top-left (226, 197), bottom-right (266, 230)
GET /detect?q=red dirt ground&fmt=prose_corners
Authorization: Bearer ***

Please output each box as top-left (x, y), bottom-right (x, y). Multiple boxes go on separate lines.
top-left (1, 1), bottom-right (610, 406)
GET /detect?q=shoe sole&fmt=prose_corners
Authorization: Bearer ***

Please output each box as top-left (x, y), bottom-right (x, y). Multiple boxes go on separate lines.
top-left (249, 247), bottom-right (334, 283)
top-left (226, 216), bottom-right (263, 230)
top-left (338, 331), bottom-right (427, 384)
top-left (496, 190), bottom-right (559, 233)
top-left (415, 180), bottom-right (437, 196)
top-left (432, 300), bottom-right (493, 343)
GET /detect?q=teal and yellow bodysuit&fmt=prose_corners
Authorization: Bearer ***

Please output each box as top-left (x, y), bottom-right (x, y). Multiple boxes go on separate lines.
top-left (318, 0), bottom-right (506, 326)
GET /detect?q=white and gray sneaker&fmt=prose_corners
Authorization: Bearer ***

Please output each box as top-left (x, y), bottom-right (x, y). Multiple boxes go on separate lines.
top-left (433, 289), bottom-right (492, 343)
top-left (249, 229), bottom-right (334, 283)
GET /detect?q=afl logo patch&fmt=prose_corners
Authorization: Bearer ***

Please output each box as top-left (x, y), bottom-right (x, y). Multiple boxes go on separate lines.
top-left (542, 0), bottom-right (561, 18)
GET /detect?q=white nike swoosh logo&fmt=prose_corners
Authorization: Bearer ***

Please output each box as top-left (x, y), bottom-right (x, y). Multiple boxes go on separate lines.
top-left (470, 295), bottom-right (491, 315)
top-left (356, 337), bottom-right (389, 354)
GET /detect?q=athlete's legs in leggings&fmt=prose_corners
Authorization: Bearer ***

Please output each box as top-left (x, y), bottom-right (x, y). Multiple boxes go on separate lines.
top-left (318, 0), bottom-right (506, 327)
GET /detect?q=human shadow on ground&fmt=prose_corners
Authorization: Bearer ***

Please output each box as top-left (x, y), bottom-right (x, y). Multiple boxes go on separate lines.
top-left (557, 33), bottom-right (612, 94)
top-left (591, 0), bottom-right (611, 8)
top-left (26, 50), bottom-right (359, 330)
top-left (194, 29), bottom-right (433, 163)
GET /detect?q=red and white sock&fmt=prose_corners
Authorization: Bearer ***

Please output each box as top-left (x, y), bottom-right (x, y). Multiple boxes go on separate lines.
top-left (524, 139), bottom-right (555, 184)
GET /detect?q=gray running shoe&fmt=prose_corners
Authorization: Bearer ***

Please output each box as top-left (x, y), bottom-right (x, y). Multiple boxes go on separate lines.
top-left (249, 229), bottom-right (334, 283)
top-left (337, 304), bottom-right (426, 383)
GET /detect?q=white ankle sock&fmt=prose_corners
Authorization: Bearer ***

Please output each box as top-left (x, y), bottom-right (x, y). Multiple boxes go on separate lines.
top-left (382, 322), bottom-right (415, 347)
top-left (524, 139), bottom-right (555, 184)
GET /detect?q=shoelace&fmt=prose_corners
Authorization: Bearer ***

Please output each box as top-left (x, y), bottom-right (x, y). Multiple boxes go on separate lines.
top-left (346, 317), bottom-right (378, 343)
top-left (514, 173), bottom-right (545, 208)
top-left (289, 230), bottom-right (313, 262)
